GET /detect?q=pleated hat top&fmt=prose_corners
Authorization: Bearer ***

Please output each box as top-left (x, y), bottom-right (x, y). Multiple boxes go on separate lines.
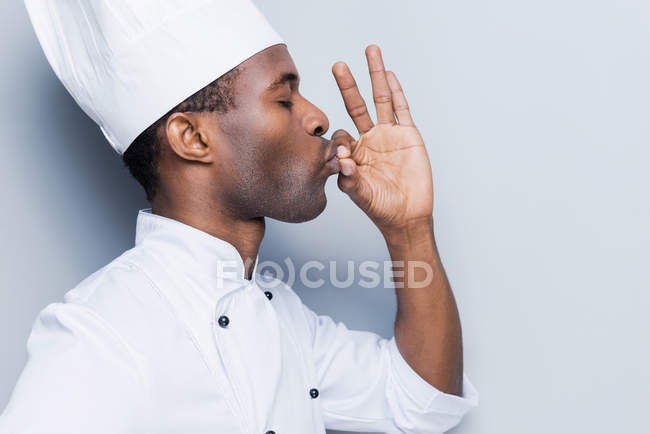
top-left (24, 0), bottom-right (284, 154)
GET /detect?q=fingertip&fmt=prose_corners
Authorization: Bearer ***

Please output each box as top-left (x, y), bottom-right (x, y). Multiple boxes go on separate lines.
top-left (365, 44), bottom-right (380, 56)
top-left (339, 158), bottom-right (356, 177)
top-left (337, 161), bottom-right (359, 194)
top-left (332, 61), bottom-right (348, 75)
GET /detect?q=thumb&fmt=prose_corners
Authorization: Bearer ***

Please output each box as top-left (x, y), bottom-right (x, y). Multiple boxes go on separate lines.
top-left (332, 128), bottom-right (361, 193)
top-left (332, 128), bottom-right (370, 205)
top-left (337, 158), bottom-right (372, 212)
top-left (337, 157), bottom-right (360, 194)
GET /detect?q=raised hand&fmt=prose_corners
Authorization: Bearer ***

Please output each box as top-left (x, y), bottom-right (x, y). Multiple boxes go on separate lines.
top-left (332, 45), bottom-right (434, 233)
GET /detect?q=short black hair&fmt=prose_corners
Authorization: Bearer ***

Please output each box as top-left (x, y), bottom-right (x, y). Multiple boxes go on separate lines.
top-left (122, 66), bottom-right (242, 203)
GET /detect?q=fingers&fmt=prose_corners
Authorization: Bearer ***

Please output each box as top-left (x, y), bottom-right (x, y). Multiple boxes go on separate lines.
top-left (337, 157), bottom-right (360, 191)
top-left (337, 156), bottom-right (371, 214)
top-left (332, 62), bottom-right (375, 135)
top-left (386, 71), bottom-right (415, 126)
top-left (333, 45), bottom-right (406, 132)
top-left (331, 129), bottom-right (361, 192)
top-left (338, 157), bottom-right (357, 178)
top-left (365, 45), bottom-right (395, 125)
top-left (331, 128), bottom-right (357, 155)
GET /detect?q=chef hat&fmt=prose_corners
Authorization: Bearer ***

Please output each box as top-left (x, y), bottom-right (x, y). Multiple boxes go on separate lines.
top-left (24, 0), bottom-right (284, 155)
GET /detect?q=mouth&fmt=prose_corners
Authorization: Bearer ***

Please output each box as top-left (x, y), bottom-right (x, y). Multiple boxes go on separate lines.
top-left (324, 144), bottom-right (340, 174)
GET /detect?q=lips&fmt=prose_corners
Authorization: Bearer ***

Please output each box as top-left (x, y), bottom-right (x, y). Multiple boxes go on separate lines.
top-left (325, 153), bottom-right (340, 173)
top-left (321, 139), bottom-right (340, 173)
top-left (326, 145), bottom-right (337, 161)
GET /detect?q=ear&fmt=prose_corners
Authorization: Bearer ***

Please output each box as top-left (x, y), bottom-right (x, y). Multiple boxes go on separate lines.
top-left (164, 112), bottom-right (215, 163)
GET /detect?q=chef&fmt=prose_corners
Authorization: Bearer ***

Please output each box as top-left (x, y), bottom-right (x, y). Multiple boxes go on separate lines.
top-left (1, 0), bottom-right (479, 433)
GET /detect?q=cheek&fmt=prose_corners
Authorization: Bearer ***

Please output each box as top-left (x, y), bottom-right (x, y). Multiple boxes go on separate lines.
top-left (244, 105), bottom-right (291, 150)
top-left (249, 112), bottom-right (311, 173)
top-left (226, 105), bottom-right (319, 185)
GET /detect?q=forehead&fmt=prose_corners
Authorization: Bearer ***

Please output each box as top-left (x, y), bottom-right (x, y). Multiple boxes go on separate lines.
top-left (235, 44), bottom-right (299, 93)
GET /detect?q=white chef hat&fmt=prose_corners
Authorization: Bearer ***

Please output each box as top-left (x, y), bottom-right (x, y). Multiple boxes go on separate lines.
top-left (24, 0), bottom-right (284, 155)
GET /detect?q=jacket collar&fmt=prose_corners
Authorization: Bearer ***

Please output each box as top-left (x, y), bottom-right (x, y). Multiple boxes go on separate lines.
top-left (134, 207), bottom-right (260, 290)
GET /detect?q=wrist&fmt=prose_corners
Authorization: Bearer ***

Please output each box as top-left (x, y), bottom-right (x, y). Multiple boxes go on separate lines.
top-left (380, 215), bottom-right (435, 249)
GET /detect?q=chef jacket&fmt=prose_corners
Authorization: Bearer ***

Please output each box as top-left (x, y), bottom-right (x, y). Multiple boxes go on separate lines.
top-left (0, 208), bottom-right (478, 434)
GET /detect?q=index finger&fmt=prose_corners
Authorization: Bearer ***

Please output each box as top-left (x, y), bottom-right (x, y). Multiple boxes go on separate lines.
top-left (332, 61), bottom-right (375, 135)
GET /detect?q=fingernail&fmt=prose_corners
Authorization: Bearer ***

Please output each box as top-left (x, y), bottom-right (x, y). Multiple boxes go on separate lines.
top-left (341, 163), bottom-right (353, 176)
top-left (336, 145), bottom-right (348, 157)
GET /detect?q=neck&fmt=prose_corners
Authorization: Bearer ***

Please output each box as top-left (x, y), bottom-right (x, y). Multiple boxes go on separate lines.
top-left (151, 201), bottom-right (265, 281)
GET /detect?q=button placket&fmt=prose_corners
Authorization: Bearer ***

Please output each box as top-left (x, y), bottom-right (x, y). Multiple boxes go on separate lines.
top-left (212, 287), bottom-right (256, 434)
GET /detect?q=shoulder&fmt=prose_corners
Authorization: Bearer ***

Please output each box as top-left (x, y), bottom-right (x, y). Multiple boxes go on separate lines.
top-left (29, 301), bottom-right (144, 370)
top-left (29, 249), bottom-right (157, 371)
top-left (60, 247), bottom-right (168, 335)
top-left (63, 247), bottom-right (155, 307)
top-left (34, 247), bottom-right (172, 371)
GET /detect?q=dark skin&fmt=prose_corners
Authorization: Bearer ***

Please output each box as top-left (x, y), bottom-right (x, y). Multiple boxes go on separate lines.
top-left (152, 43), bottom-right (463, 396)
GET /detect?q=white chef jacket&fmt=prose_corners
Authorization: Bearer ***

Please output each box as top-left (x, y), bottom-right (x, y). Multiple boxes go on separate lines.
top-left (0, 208), bottom-right (478, 434)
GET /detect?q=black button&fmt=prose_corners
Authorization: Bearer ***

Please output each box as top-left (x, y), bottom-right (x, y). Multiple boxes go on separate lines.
top-left (217, 315), bottom-right (229, 328)
top-left (309, 388), bottom-right (319, 399)
top-left (264, 291), bottom-right (273, 300)
top-left (265, 431), bottom-right (275, 434)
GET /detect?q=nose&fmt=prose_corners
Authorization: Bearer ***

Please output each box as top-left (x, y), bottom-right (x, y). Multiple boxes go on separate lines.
top-left (302, 98), bottom-right (329, 137)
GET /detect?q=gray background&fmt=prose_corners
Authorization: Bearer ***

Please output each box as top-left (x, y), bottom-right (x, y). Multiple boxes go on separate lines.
top-left (1, 1), bottom-right (649, 433)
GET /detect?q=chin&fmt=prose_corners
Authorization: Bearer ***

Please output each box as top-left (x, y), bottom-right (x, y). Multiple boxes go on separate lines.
top-left (271, 189), bottom-right (327, 223)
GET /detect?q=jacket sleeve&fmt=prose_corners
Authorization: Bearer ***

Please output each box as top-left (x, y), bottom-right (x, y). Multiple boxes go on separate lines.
top-left (301, 303), bottom-right (479, 434)
top-left (0, 302), bottom-right (147, 434)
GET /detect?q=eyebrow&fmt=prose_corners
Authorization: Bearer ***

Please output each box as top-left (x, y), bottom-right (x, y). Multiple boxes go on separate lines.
top-left (266, 72), bottom-right (299, 91)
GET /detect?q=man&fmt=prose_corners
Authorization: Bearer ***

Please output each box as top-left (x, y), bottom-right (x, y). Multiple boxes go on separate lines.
top-left (1, 1), bottom-right (478, 433)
